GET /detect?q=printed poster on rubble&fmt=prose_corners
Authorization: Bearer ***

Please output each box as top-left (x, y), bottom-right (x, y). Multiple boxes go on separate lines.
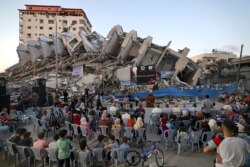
top-left (160, 71), bottom-right (174, 79)
top-left (72, 64), bottom-right (83, 76)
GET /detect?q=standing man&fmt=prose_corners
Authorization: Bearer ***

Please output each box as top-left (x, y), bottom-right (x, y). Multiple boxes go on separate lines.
top-left (202, 95), bottom-right (213, 118)
top-left (203, 119), bottom-right (250, 167)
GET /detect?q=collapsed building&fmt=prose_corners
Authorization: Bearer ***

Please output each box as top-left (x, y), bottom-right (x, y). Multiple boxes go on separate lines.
top-left (5, 25), bottom-right (202, 94)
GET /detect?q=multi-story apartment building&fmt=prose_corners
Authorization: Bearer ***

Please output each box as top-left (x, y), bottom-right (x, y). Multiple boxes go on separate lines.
top-left (19, 4), bottom-right (92, 44)
top-left (191, 49), bottom-right (237, 69)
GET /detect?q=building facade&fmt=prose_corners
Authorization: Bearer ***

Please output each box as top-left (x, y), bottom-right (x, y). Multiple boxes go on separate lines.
top-left (191, 49), bottom-right (237, 68)
top-left (19, 5), bottom-right (92, 44)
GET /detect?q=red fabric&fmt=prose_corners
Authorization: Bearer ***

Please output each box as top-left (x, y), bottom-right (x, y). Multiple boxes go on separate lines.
top-left (73, 114), bottom-right (81, 125)
top-left (161, 117), bottom-right (168, 131)
top-left (212, 137), bottom-right (223, 146)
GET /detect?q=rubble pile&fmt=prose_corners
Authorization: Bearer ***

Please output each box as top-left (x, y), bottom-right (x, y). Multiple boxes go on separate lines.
top-left (5, 25), bottom-right (202, 93)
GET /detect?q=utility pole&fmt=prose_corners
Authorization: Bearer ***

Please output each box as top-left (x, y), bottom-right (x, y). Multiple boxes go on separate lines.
top-left (236, 44), bottom-right (244, 82)
top-left (55, 16), bottom-right (58, 91)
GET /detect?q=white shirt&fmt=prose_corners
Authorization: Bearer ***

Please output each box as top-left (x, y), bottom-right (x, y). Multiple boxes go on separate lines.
top-left (152, 107), bottom-right (162, 114)
top-left (216, 137), bottom-right (250, 167)
top-left (109, 106), bottom-right (118, 116)
top-left (122, 113), bottom-right (130, 119)
top-left (49, 141), bottom-right (58, 149)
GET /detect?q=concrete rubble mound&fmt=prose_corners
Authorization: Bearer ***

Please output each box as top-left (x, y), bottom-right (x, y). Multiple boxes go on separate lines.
top-left (5, 25), bottom-right (202, 94)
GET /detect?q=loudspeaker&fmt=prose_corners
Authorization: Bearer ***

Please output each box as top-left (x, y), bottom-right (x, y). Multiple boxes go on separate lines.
top-left (0, 95), bottom-right (10, 114)
top-left (0, 77), bottom-right (6, 95)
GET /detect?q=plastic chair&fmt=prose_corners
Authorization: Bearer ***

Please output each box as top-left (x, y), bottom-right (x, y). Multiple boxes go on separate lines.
top-left (112, 148), bottom-right (128, 167)
top-left (177, 133), bottom-right (190, 156)
top-left (0, 121), bottom-right (10, 134)
top-left (201, 131), bottom-right (213, 146)
top-left (182, 120), bottom-right (191, 129)
top-left (92, 147), bottom-right (107, 167)
top-left (71, 124), bottom-right (81, 143)
top-left (99, 125), bottom-right (109, 137)
top-left (0, 140), bottom-right (9, 162)
top-left (172, 121), bottom-right (182, 130)
top-left (6, 142), bottom-right (16, 166)
top-left (112, 128), bottom-right (122, 141)
top-left (194, 120), bottom-right (203, 131)
top-left (40, 120), bottom-right (51, 138)
top-left (13, 145), bottom-right (31, 167)
top-left (123, 127), bottom-right (133, 140)
top-left (135, 128), bottom-right (146, 144)
top-left (164, 129), bottom-right (176, 150)
top-left (16, 111), bottom-right (29, 125)
top-left (65, 121), bottom-right (74, 136)
top-left (31, 147), bottom-right (45, 167)
top-left (77, 150), bottom-right (93, 167)
top-left (79, 126), bottom-right (88, 138)
top-left (190, 130), bottom-right (202, 152)
top-left (45, 148), bottom-right (58, 167)
top-left (122, 118), bottom-right (129, 127)
top-left (149, 114), bottom-right (160, 132)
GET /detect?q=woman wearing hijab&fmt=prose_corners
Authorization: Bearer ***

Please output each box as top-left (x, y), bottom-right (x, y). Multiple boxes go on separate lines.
top-left (99, 114), bottom-right (112, 128)
top-left (134, 117), bottom-right (144, 130)
top-left (80, 117), bottom-right (94, 136)
top-left (112, 118), bottom-right (122, 129)
top-left (72, 111), bottom-right (81, 125)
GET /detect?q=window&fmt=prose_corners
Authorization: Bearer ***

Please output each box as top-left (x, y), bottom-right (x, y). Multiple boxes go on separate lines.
top-left (49, 27), bottom-right (53, 30)
top-left (40, 26), bottom-right (43, 30)
top-left (62, 20), bottom-right (67, 24)
top-left (35, 33), bottom-right (37, 36)
top-left (29, 7), bottom-right (32, 10)
top-left (49, 34), bottom-right (52, 38)
top-left (27, 33), bottom-right (31, 38)
top-left (59, 20), bottom-right (61, 22)
top-left (59, 27), bottom-right (61, 29)
top-left (73, 28), bottom-right (76, 31)
top-left (40, 19), bottom-right (43, 23)
top-left (79, 19), bottom-right (84, 24)
top-left (48, 20), bottom-right (54, 24)
top-left (39, 33), bottom-right (43, 36)
top-left (28, 26), bottom-right (31, 29)
top-left (72, 20), bottom-right (77, 25)
top-left (28, 19), bottom-right (31, 22)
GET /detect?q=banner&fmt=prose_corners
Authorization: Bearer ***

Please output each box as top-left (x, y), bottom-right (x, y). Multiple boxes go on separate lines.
top-left (72, 64), bottom-right (83, 76)
top-left (160, 71), bottom-right (174, 79)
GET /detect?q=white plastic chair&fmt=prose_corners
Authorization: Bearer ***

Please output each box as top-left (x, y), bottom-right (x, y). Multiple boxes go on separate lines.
top-left (6, 142), bottom-right (16, 166)
top-left (71, 124), bottom-right (81, 143)
top-left (31, 147), bottom-right (45, 167)
top-left (194, 120), bottom-right (203, 131)
top-left (45, 148), bottom-right (58, 167)
top-left (190, 130), bottom-right (202, 152)
top-left (77, 150), bottom-right (93, 167)
top-left (16, 111), bottom-right (29, 125)
top-left (79, 125), bottom-right (88, 138)
top-left (99, 125), bottom-right (109, 137)
top-left (0, 121), bottom-right (9, 134)
top-left (177, 133), bottom-right (190, 156)
top-left (112, 148), bottom-right (128, 167)
top-left (65, 121), bottom-right (73, 136)
top-left (92, 147), bottom-right (107, 167)
top-left (201, 131), bottom-right (213, 146)
top-left (112, 128), bottom-right (122, 141)
top-left (122, 118), bottom-right (129, 127)
top-left (124, 127), bottom-right (133, 140)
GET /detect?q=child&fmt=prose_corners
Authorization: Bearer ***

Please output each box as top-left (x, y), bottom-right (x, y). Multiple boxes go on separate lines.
top-left (77, 140), bottom-right (92, 167)
top-left (104, 135), bottom-right (118, 161)
top-left (57, 129), bottom-right (71, 167)
top-left (120, 137), bottom-right (130, 150)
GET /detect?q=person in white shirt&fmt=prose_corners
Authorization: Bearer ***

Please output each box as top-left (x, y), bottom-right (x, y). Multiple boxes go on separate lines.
top-left (49, 134), bottom-right (59, 149)
top-left (109, 104), bottom-right (118, 116)
top-left (204, 119), bottom-right (250, 167)
top-left (172, 104), bottom-right (181, 113)
top-left (122, 109), bottom-right (131, 119)
top-left (152, 104), bottom-right (162, 114)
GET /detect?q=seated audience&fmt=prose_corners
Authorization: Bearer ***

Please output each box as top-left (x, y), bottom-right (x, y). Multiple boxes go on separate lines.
top-left (33, 132), bottom-right (49, 157)
top-left (49, 134), bottom-right (59, 149)
top-left (112, 118), bottom-right (122, 129)
top-left (80, 117), bottom-right (94, 136)
top-left (9, 128), bottom-right (27, 143)
top-left (18, 131), bottom-right (33, 147)
top-left (127, 115), bottom-right (136, 127)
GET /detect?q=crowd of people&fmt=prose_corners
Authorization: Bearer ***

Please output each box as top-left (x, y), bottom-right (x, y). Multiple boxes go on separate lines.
top-left (1, 89), bottom-right (250, 167)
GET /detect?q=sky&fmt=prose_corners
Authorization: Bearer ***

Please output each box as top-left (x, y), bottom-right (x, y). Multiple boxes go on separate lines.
top-left (0, 0), bottom-right (250, 72)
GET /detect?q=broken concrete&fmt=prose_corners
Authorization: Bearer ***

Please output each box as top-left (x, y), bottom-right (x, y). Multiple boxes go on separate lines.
top-left (6, 25), bottom-right (203, 95)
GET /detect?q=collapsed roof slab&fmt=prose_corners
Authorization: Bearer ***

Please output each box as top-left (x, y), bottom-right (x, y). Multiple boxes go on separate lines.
top-left (134, 36), bottom-right (153, 67)
top-left (61, 31), bottom-right (75, 56)
top-left (39, 35), bottom-right (54, 59)
top-left (27, 40), bottom-right (43, 63)
top-left (100, 25), bottom-right (123, 58)
top-left (117, 30), bottom-right (137, 64)
top-left (52, 33), bottom-right (66, 57)
top-left (17, 44), bottom-right (31, 66)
